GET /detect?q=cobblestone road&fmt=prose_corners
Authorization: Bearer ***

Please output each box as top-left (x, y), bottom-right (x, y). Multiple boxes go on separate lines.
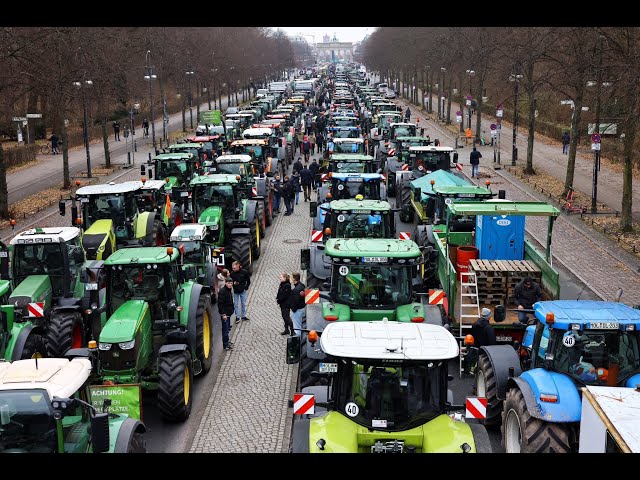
top-left (189, 159), bottom-right (314, 453)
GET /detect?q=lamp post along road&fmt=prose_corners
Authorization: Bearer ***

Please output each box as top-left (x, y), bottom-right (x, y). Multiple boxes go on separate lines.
top-left (465, 70), bottom-right (475, 131)
top-left (186, 70), bottom-right (195, 129)
top-left (73, 79), bottom-right (93, 178)
top-left (144, 50), bottom-right (157, 151)
top-left (509, 71), bottom-right (523, 165)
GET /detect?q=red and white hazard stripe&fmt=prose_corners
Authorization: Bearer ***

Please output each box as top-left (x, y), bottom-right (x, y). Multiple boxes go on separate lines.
top-left (387, 148), bottom-right (395, 156)
top-left (465, 397), bottom-right (487, 419)
top-left (401, 164), bottom-right (409, 171)
top-left (28, 302), bottom-right (45, 318)
top-left (293, 393), bottom-right (315, 415)
top-left (429, 289), bottom-right (445, 305)
top-left (305, 289), bottom-right (320, 304)
top-left (398, 231), bottom-right (411, 240)
top-left (456, 163), bottom-right (463, 171)
top-left (321, 173), bottom-right (329, 182)
top-left (252, 187), bottom-right (258, 197)
top-left (311, 230), bottom-right (323, 242)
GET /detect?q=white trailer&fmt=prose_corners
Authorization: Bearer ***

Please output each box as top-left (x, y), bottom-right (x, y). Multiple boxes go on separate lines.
top-left (579, 385), bottom-right (640, 453)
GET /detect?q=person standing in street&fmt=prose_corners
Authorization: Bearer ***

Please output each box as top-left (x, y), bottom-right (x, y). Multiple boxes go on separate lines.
top-left (316, 131), bottom-right (324, 154)
top-left (143, 119), bottom-right (150, 138)
top-left (217, 277), bottom-right (235, 350)
top-left (309, 158), bottom-right (320, 191)
top-left (49, 133), bottom-right (60, 154)
top-left (309, 132), bottom-right (316, 155)
top-left (293, 157), bottom-right (303, 175)
top-left (282, 175), bottom-right (294, 216)
top-left (513, 276), bottom-right (543, 324)
top-left (300, 165), bottom-right (313, 202)
top-left (272, 174), bottom-right (282, 214)
top-left (112, 121), bottom-right (121, 141)
top-left (289, 272), bottom-right (306, 335)
top-left (469, 146), bottom-right (482, 178)
top-left (276, 273), bottom-right (294, 335)
top-left (562, 131), bottom-right (570, 154)
top-left (292, 170), bottom-right (301, 206)
top-left (405, 106), bottom-right (411, 123)
top-left (231, 261), bottom-right (250, 324)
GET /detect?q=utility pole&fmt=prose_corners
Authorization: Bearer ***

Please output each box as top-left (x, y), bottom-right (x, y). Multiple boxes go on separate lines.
top-left (591, 36), bottom-right (604, 214)
top-left (509, 67), bottom-right (523, 166)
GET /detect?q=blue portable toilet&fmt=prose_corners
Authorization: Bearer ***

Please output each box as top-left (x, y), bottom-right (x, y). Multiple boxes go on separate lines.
top-left (475, 214), bottom-right (525, 260)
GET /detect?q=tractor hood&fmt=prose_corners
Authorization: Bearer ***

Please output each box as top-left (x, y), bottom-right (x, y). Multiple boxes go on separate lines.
top-left (9, 275), bottom-right (52, 309)
top-left (83, 219), bottom-right (113, 260)
top-left (198, 205), bottom-right (223, 227)
top-left (99, 300), bottom-right (149, 343)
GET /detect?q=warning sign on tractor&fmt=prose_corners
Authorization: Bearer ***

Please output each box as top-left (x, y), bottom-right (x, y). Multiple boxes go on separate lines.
top-left (293, 393), bottom-right (315, 415)
top-left (465, 397), bottom-right (487, 419)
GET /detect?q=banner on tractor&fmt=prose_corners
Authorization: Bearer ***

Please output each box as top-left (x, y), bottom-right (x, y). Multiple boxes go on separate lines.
top-left (200, 110), bottom-right (222, 126)
top-left (89, 384), bottom-right (143, 421)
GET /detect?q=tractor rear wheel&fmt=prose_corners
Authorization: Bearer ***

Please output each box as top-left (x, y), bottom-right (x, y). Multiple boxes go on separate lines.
top-left (127, 433), bottom-right (147, 453)
top-left (19, 331), bottom-right (47, 359)
top-left (256, 200), bottom-right (266, 239)
top-left (250, 213), bottom-right (262, 260)
top-left (502, 387), bottom-right (571, 453)
top-left (46, 311), bottom-right (85, 358)
top-left (265, 196), bottom-right (273, 227)
top-left (398, 184), bottom-right (414, 223)
top-left (476, 353), bottom-right (503, 429)
top-left (232, 235), bottom-right (253, 275)
top-left (151, 219), bottom-right (167, 246)
top-left (157, 351), bottom-right (193, 422)
top-left (195, 294), bottom-right (214, 375)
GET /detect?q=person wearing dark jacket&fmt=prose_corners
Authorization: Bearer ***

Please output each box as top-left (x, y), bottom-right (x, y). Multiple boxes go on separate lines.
top-left (309, 158), bottom-right (320, 190)
top-left (282, 175), bottom-right (294, 215)
top-left (277, 273), bottom-right (294, 335)
top-left (289, 272), bottom-right (306, 335)
top-left (292, 171), bottom-right (301, 206)
top-left (300, 166), bottom-right (313, 201)
top-left (513, 276), bottom-right (543, 323)
top-left (217, 277), bottom-right (235, 350)
top-left (471, 308), bottom-right (496, 348)
top-left (293, 157), bottom-right (303, 175)
top-left (272, 175), bottom-right (282, 214)
top-left (231, 261), bottom-right (251, 323)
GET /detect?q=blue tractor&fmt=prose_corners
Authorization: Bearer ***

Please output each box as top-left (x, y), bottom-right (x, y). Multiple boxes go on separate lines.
top-left (476, 300), bottom-right (640, 453)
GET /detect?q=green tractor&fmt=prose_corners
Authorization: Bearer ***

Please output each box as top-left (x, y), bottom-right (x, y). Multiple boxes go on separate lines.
top-left (62, 181), bottom-right (168, 261)
top-left (5, 227), bottom-right (102, 358)
top-left (286, 320), bottom-right (491, 453)
top-left (141, 152), bottom-right (200, 204)
top-left (380, 135), bottom-right (433, 197)
top-left (96, 246), bottom-right (214, 421)
top-left (133, 178), bottom-right (184, 234)
top-left (189, 173), bottom-right (264, 275)
top-left (0, 356), bottom-right (146, 452)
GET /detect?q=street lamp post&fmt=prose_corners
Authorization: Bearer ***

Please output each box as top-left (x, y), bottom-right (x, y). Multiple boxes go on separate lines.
top-left (440, 67), bottom-right (447, 121)
top-left (144, 50), bottom-right (157, 151)
top-left (186, 70), bottom-right (195, 129)
top-left (465, 69), bottom-right (475, 131)
top-left (509, 70), bottom-right (523, 165)
top-left (73, 79), bottom-right (93, 178)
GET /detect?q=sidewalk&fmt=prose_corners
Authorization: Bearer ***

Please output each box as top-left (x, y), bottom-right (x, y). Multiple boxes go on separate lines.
top-left (397, 96), bottom-right (640, 305)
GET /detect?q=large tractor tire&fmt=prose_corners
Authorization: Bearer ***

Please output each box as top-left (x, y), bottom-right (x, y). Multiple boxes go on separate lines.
top-left (19, 331), bottom-right (47, 359)
top-left (151, 218), bottom-right (168, 247)
top-left (256, 199), bottom-right (267, 238)
top-left (502, 387), bottom-right (571, 453)
top-left (265, 195), bottom-right (274, 227)
top-left (157, 351), bottom-right (193, 422)
top-left (250, 210), bottom-right (262, 260)
top-left (46, 311), bottom-right (85, 358)
top-left (475, 353), bottom-right (503, 429)
top-left (195, 294), bottom-right (214, 375)
top-left (398, 184), bottom-right (414, 223)
top-left (126, 432), bottom-right (147, 453)
top-left (232, 235), bottom-right (253, 275)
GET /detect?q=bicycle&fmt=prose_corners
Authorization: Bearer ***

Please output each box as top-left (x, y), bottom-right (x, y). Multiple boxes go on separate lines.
top-left (40, 143), bottom-right (51, 155)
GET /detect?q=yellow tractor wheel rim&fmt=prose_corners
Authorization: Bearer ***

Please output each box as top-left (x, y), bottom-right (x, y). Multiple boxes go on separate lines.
top-left (184, 366), bottom-right (190, 405)
top-left (255, 218), bottom-right (260, 249)
top-left (203, 310), bottom-right (211, 359)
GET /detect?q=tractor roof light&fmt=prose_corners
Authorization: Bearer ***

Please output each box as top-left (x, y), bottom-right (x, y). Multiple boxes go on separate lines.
top-left (546, 312), bottom-right (555, 325)
top-left (75, 180), bottom-right (81, 187)
top-left (308, 330), bottom-right (319, 344)
top-left (75, 218), bottom-right (83, 225)
top-left (485, 180), bottom-right (491, 187)
top-left (464, 334), bottom-right (475, 346)
top-left (166, 247), bottom-right (174, 256)
top-left (430, 179), bottom-right (435, 186)
top-left (324, 227), bottom-right (331, 236)
top-left (165, 177), bottom-right (170, 183)
top-left (326, 192), bottom-right (332, 199)
top-left (235, 175), bottom-right (241, 180)
top-left (141, 176), bottom-right (147, 183)
top-left (88, 340), bottom-right (97, 350)
top-left (355, 194), bottom-right (364, 201)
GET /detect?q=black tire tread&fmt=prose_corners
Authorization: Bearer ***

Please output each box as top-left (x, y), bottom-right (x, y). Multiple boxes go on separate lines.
top-left (46, 311), bottom-right (84, 358)
top-left (232, 235), bottom-right (252, 275)
top-left (195, 294), bottom-right (214, 375)
top-left (157, 352), bottom-right (193, 422)
top-left (477, 353), bottom-right (503, 429)
top-left (20, 332), bottom-right (47, 359)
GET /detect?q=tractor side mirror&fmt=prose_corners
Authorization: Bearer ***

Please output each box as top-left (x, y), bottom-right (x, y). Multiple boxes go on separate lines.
top-left (140, 164), bottom-right (146, 175)
top-left (59, 200), bottom-right (66, 216)
top-left (90, 411), bottom-right (110, 453)
top-left (71, 205), bottom-right (79, 226)
top-left (309, 201), bottom-right (318, 218)
top-left (421, 127), bottom-right (425, 136)
top-left (148, 168), bottom-right (153, 178)
top-left (494, 305), bottom-right (506, 323)
top-left (453, 152), bottom-right (458, 163)
top-left (301, 248), bottom-right (310, 271)
top-left (286, 334), bottom-right (301, 364)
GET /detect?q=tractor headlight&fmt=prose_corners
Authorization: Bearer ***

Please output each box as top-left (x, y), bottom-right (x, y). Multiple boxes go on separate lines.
top-left (210, 225), bottom-right (219, 230)
top-left (118, 340), bottom-right (136, 350)
top-left (98, 343), bottom-right (112, 351)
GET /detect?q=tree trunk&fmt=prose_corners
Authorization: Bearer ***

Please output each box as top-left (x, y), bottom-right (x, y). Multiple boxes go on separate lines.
top-left (475, 76), bottom-right (484, 142)
top-left (102, 116), bottom-right (111, 169)
top-left (564, 88), bottom-right (584, 194)
top-left (0, 144), bottom-right (9, 219)
top-left (525, 93), bottom-right (536, 175)
top-left (620, 114), bottom-right (636, 232)
top-left (182, 94), bottom-right (186, 132)
top-left (428, 69), bottom-right (433, 114)
top-left (61, 111), bottom-right (70, 189)
top-left (447, 79), bottom-right (452, 124)
top-left (196, 79), bottom-right (201, 122)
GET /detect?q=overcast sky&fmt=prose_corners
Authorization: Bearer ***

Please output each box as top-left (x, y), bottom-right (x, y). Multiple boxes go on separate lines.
top-left (273, 27), bottom-right (375, 44)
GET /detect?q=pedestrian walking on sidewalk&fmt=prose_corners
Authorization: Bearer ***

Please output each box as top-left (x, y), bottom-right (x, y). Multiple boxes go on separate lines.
top-left (289, 272), bottom-right (306, 335)
top-left (231, 261), bottom-right (250, 323)
top-left (309, 158), bottom-right (320, 190)
top-left (112, 121), bottom-right (121, 141)
top-left (562, 131), bottom-right (570, 154)
top-left (143, 119), bottom-right (150, 138)
top-left (49, 133), bottom-right (60, 154)
top-left (309, 132), bottom-right (316, 155)
top-left (300, 165), bottom-right (313, 201)
top-left (272, 174), bottom-right (282, 214)
top-left (292, 170), bottom-right (301, 206)
top-left (470, 146), bottom-right (482, 178)
top-left (276, 273), bottom-right (294, 335)
top-left (218, 277), bottom-right (235, 350)
top-left (282, 175), bottom-right (294, 215)
top-left (404, 107), bottom-right (411, 123)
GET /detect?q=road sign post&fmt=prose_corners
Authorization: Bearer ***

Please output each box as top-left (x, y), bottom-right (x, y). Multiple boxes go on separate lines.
top-left (591, 133), bottom-right (602, 214)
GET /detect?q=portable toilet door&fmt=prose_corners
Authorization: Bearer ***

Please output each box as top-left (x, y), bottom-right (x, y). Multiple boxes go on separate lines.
top-left (475, 214), bottom-right (525, 260)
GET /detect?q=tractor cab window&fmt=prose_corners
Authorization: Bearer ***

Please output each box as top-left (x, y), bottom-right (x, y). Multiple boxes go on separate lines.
top-left (335, 361), bottom-right (444, 432)
top-left (333, 142), bottom-right (362, 154)
top-left (332, 211), bottom-right (388, 239)
top-left (411, 152), bottom-right (451, 172)
top-left (194, 185), bottom-right (234, 217)
top-left (550, 329), bottom-right (640, 386)
top-left (329, 161), bottom-right (367, 174)
top-left (332, 264), bottom-right (411, 308)
top-left (0, 389), bottom-right (57, 453)
top-left (392, 126), bottom-right (415, 137)
top-left (159, 160), bottom-right (188, 183)
top-left (135, 191), bottom-right (159, 212)
top-left (13, 243), bottom-right (63, 283)
top-left (216, 162), bottom-right (247, 176)
top-left (108, 265), bottom-right (168, 314)
top-left (87, 194), bottom-right (130, 229)
top-left (65, 236), bottom-right (83, 287)
top-left (331, 180), bottom-right (379, 200)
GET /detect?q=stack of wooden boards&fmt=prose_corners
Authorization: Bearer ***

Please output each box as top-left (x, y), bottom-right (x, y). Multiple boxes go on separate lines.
top-left (469, 259), bottom-right (542, 306)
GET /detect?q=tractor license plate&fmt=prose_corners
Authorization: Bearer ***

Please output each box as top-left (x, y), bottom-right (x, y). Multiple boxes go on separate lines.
top-left (85, 283), bottom-right (98, 291)
top-left (0, 251), bottom-right (7, 257)
top-left (351, 209), bottom-right (370, 214)
top-left (216, 254), bottom-right (225, 266)
top-left (347, 178), bottom-right (363, 182)
top-left (362, 257), bottom-right (388, 263)
top-left (589, 322), bottom-right (619, 329)
top-left (496, 335), bottom-right (512, 342)
top-left (180, 191), bottom-right (189, 197)
top-left (319, 362), bottom-right (337, 373)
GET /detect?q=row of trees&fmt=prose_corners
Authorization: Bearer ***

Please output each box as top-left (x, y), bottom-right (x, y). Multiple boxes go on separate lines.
top-left (0, 27), bottom-right (300, 218)
top-left (360, 27), bottom-right (640, 231)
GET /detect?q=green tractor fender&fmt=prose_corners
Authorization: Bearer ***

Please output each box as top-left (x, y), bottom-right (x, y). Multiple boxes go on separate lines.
top-left (112, 417), bottom-right (147, 453)
top-left (7, 322), bottom-right (42, 360)
top-left (178, 282), bottom-right (209, 355)
top-left (134, 211), bottom-right (155, 242)
top-left (0, 279), bottom-right (11, 301)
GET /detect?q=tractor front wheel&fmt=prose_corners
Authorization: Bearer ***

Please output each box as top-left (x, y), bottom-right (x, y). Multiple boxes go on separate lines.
top-left (19, 331), bottom-right (47, 359)
top-left (476, 353), bottom-right (503, 429)
top-left (232, 235), bottom-right (253, 275)
top-left (195, 294), bottom-right (214, 375)
top-left (256, 200), bottom-right (266, 239)
top-left (157, 351), bottom-right (193, 422)
top-left (46, 311), bottom-right (85, 357)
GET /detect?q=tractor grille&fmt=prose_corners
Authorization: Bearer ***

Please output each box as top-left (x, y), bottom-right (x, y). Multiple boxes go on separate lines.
top-left (99, 332), bottom-right (140, 371)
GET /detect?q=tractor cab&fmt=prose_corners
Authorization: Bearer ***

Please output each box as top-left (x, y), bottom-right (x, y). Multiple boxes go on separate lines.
top-left (144, 152), bottom-right (199, 195)
top-left (166, 142), bottom-right (205, 164)
top-left (229, 139), bottom-right (277, 176)
top-left (325, 154), bottom-right (376, 175)
top-left (326, 126), bottom-right (361, 139)
top-left (170, 223), bottom-right (222, 288)
top-left (405, 146), bottom-right (458, 177)
top-left (319, 173), bottom-right (385, 204)
top-left (389, 122), bottom-right (417, 139)
top-left (190, 175), bottom-right (243, 244)
top-left (316, 198), bottom-right (394, 241)
top-left (331, 138), bottom-right (365, 155)
top-left (203, 154), bottom-right (254, 184)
